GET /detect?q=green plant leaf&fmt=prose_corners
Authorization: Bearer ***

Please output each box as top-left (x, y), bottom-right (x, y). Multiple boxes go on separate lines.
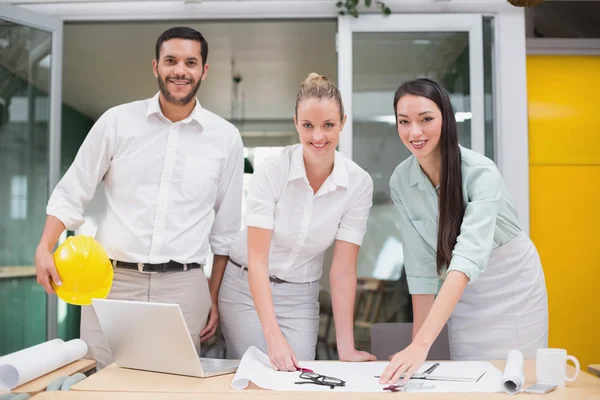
top-left (336, 0), bottom-right (391, 17)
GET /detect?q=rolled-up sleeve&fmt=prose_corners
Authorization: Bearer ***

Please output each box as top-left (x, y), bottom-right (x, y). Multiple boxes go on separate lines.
top-left (209, 134), bottom-right (244, 256)
top-left (335, 174), bottom-right (373, 246)
top-left (447, 165), bottom-right (502, 283)
top-left (244, 157), bottom-right (281, 230)
top-left (46, 111), bottom-right (113, 231)
top-left (390, 183), bottom-right (440, 295)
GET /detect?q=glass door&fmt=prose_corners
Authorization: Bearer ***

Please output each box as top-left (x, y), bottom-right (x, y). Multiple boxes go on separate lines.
top-left (0, 3), bottom-right (63, 355)
top-left (336, 14), bottom-right (485, 283)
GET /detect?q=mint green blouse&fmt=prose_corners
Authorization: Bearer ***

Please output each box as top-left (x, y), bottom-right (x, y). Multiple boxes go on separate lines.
top-left (389, 145), bottom-right (522, 294)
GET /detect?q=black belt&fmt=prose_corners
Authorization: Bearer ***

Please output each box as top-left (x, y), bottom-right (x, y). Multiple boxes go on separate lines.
top-left (111, 260), bottom-right (203, 273)
top-left (229, 259), bottom-right (290, 284)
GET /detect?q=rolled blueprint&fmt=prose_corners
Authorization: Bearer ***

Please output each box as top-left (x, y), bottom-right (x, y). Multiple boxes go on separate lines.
top-left (502, 350), bottom-right (525, 395)
top-left (0, 339), bottom-right (88, 390)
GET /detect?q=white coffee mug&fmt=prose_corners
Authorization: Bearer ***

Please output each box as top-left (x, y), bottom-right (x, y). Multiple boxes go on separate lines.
top-left (536, 348), bottom-right (580, 387)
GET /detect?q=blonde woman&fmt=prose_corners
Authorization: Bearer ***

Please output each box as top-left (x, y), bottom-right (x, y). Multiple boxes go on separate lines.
top-left (216, 73), bottom-right (376, 370)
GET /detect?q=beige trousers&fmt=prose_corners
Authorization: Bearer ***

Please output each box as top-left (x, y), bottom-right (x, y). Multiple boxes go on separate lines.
top-left (80, 267), bottom-right (212, 370)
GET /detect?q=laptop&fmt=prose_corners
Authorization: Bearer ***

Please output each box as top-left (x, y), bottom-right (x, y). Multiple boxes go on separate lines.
top-left (92, 298), bottom-right (239, 377)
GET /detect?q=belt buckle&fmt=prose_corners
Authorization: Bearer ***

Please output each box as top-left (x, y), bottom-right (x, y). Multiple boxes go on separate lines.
top-left (138, 263), bottom-right (157, 274)
top-left (159, 262), bottom-right (169, 273)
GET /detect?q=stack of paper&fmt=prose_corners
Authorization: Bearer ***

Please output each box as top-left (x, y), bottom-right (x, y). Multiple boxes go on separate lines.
top-left (231, 346), bottom-right (504, 393)
top-left (397, 362), bottom-right (488, 382)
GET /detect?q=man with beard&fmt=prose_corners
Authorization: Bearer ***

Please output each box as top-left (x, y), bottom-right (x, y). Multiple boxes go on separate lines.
top-left (34, 27), bottom-right (244, 370)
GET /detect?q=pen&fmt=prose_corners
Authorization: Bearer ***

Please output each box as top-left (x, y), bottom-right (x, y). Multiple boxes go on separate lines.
top-left (374, 363), bottom-right (440, 379)
top-left (422, 363), bottom-right (440, 377)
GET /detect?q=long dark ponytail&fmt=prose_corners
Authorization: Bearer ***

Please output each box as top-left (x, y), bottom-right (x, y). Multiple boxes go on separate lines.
top-left (393, 78), bottom-right (465, 275)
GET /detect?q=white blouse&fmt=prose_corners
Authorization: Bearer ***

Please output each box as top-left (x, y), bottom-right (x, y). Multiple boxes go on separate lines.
top-left (228, 144), bottom-right (373, 283)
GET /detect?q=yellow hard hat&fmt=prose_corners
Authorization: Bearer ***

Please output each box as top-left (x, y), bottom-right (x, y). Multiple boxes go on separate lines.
top-left (52, 235), bottom-right (114, 306)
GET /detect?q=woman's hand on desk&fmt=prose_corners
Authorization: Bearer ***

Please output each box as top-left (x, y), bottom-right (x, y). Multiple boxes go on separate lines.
top-left (200, 302), bottom-right (219, 342)
top-left (379, 342), bottom-right (429, 384)
top-left (339, 348), bottom-right (377, 362)
top-left (266, 333), bottom-right (299, 372)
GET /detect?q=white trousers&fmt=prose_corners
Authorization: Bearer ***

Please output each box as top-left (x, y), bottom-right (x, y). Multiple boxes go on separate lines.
top-left (218, 261), bottom-right (320, 360)
top-left (449, 232), bottom-right (549, 360)
top-left (80, 267), bottom-right (212, 370)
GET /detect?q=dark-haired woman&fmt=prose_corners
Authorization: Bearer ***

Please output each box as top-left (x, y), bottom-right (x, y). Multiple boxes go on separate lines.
top-left (378, 78), bottom-right (548, 384)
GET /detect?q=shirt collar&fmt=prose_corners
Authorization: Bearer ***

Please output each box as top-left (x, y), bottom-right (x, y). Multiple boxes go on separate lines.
top-left (409, 145), bottom-right (467, 191)
top-left (409, 155), bottom-right (422, 187)
top-left (288, 145), bottom-right (306, 182)
top-left (409, 155), bottom-right (438, 193)
top-left (287, 145), bottom-right (349, 189)
top-left (331, 150), bottom-right (349, 188)
top-left (146, 92), bottom-right (204, 127)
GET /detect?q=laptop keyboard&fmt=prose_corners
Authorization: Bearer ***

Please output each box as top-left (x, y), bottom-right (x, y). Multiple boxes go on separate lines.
top-left (199, 357), bottom-right (240, 371)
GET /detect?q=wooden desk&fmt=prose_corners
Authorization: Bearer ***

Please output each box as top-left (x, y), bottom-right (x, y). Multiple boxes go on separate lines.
top-left (589, 365), bottom-right (600, 378)
top-left (65, 360), bottom-right (600, 399)
top-left (29, 385), bottom-right (600, 400)
top-left (0, 359), bottom-right (96, 396)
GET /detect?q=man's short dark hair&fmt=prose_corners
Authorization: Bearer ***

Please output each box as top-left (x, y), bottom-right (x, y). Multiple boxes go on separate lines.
top-left (155, 27), bottom-right (208, 66)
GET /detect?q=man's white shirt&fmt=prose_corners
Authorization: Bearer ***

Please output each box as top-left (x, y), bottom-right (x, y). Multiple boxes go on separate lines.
top-left (47, 92), bottom-right (244, 264)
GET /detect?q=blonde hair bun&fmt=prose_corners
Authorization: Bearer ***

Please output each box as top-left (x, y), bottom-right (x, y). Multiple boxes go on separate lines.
top-left (304, 72), bottom-right (327, 82)
top-left (295, 72), bottom-right (344, 119)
